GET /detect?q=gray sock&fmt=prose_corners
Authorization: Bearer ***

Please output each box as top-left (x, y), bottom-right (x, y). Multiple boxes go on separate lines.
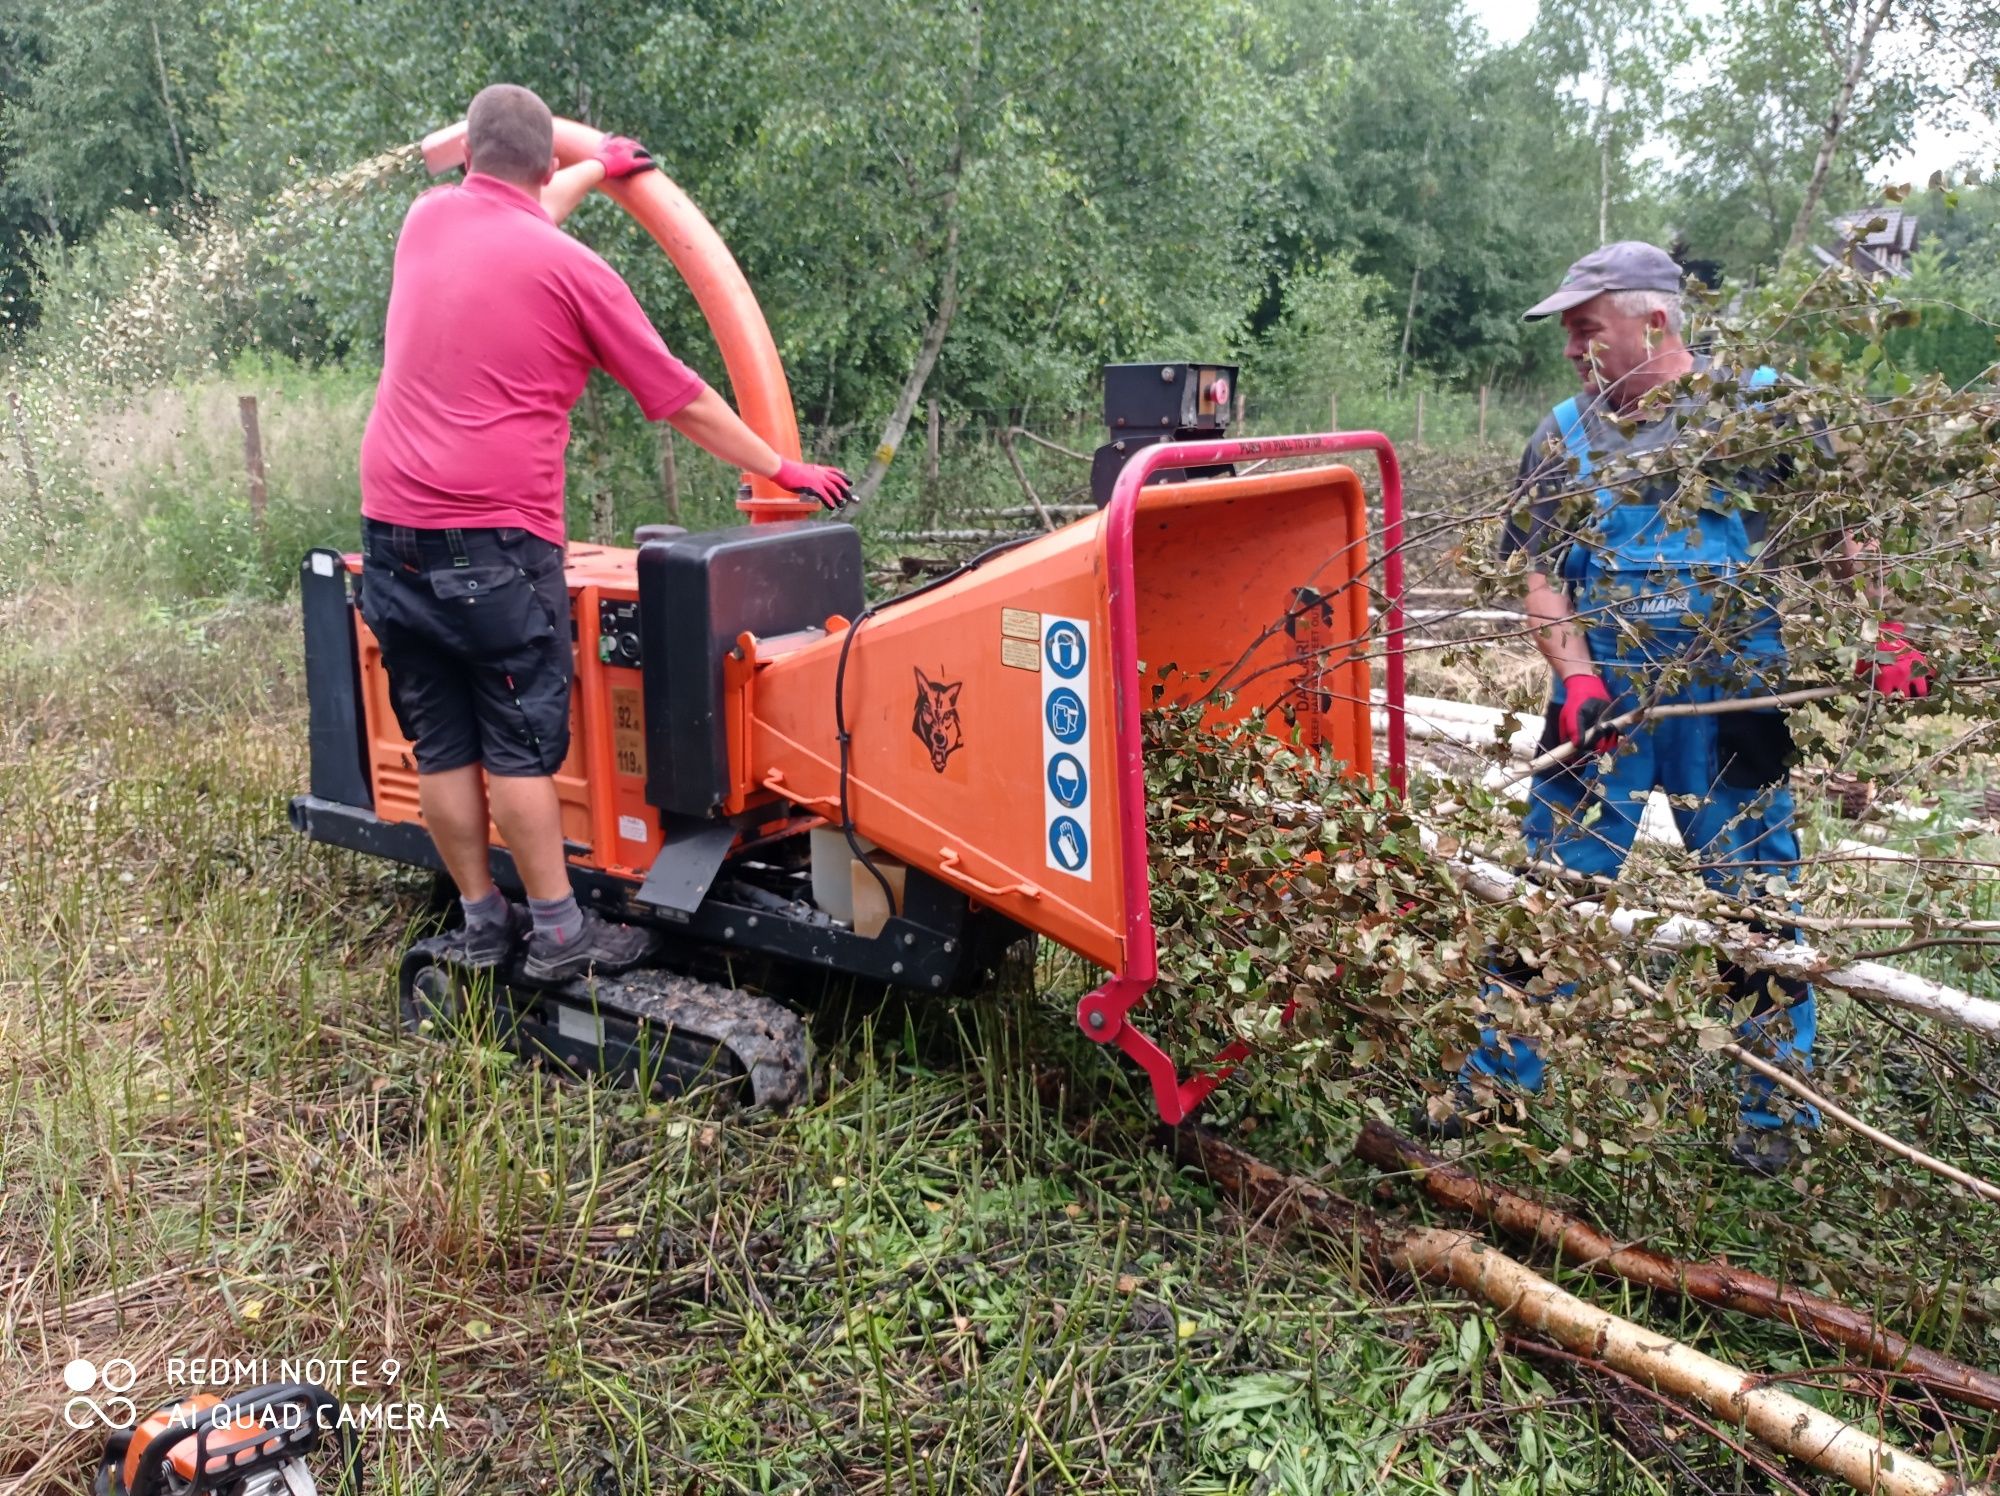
top-left (462, 887), bottom-right (510, 928)
top-left (529, 893), bottom-right (586, 945)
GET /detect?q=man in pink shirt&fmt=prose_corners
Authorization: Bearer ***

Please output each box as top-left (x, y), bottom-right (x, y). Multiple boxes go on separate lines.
top-left (359, 83), bottom-right (849, 981)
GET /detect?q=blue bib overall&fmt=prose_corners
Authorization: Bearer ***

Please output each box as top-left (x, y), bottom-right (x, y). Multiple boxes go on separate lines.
top-left (1469, 371), bottom-right (1818, 1131)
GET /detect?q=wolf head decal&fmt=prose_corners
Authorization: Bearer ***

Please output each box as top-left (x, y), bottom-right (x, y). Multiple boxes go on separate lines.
top-left (911, 667), bottom-right (964, 773)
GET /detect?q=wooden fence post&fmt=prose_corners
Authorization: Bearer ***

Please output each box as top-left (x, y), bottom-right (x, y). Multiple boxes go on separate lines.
top-left (1234, 386), bottom-right (1247, 430)
top-left (1414, 390), bottom-right (1425, 446)
top-left (1478, 384), bottom-right (1489, 444)
top-left (1329, 391), bottom-right (1338, 433)
top-left (658, 425), bottom-right (682, 524)
top-left (237, 394), bottom-right (270, 565)
top-left (8, 390), bottom-right (40, 505)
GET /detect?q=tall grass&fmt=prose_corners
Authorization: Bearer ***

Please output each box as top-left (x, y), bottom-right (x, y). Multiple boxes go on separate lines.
top-left (0, 358), bottom-right (1550, 605)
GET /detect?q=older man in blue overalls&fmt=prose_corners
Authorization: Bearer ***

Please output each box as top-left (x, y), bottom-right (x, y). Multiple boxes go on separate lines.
top-left (1432, 242), bottom-right (1931, 1175)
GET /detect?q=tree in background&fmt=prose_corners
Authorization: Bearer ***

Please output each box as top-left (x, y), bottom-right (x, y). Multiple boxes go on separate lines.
top-left (8, 0), bottom-right (1998, 428)
top-left (1664, 0), bottom-right (2000, 274)
top-left (724, 0), bottom-right (1284, 500)
top-left (205, 0), bottom-right (755, 361)
top-left (1782, 0), bottom-right (2000, 255)
top-left (1267, 0), bottom-right (1623, 389)
top-left (1530, 0), bottom-right (1678, 247)
top-left (0, 0), bottom-right (220, 314)
top-left (1247, 255), bottom-right (1399, 408)
top-left (1869, 178), bottom-right (2000, 390)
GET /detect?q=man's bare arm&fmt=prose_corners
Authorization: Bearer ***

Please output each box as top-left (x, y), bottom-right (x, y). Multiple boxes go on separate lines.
top-left (1830, 528), bottom-right (1887, 610)
top-left (540, 161), bottom-right (607, 225)
top-left (665, 386), bottom-right (785, 479)
top-left (1524, 570), bottom-right (1596, 678)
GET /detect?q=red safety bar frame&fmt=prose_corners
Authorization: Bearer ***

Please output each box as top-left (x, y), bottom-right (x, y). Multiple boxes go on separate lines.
top-left (1073, 431), bottom-right (1407, 1123)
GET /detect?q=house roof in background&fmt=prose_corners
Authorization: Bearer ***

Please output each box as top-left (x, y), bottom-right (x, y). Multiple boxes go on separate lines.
top-left (1814, 206), bottom-right (1921, 278)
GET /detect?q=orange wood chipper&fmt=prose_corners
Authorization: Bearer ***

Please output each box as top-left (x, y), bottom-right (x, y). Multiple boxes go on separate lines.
top-left (290, 115), bottom-right (1408, 1123)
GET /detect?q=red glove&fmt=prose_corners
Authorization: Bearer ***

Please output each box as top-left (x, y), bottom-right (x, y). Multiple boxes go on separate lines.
top-left (1558, 672), bottom-right (1620, 754)
top-left (772, 457), bottom-right (853, 511)
top-left (1858, 621), bottom-right (1932, 698)
top-left (592, 136), bottom-right (655, 180)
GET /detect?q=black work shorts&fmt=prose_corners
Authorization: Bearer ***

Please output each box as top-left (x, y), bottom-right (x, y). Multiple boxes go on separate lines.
top-left (359, 519), bottom-right (573, 777)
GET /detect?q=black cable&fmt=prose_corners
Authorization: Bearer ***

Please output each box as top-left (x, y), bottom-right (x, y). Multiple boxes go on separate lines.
top-left (833, 602), bottom-right (896, 918)
top-left (831, 534), bottom-right (1041, 926)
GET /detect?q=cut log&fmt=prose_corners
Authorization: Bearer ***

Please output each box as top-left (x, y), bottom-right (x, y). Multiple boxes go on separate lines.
top-left (1179, 1129), bottom-right (1987, 1496)
top-left (1397, 1224), bottom-right (1979, 1496)
top-left (1356, 1120), bottom-right (2000, 1412)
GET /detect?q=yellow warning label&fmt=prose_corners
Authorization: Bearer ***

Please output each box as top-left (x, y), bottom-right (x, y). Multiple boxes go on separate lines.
top-left (1001, 607), bottom-right (1042, 641)
top-left (611, 688), bottom-right (646, 777)
top-left (1001, 637), bottom-right (1041, 671)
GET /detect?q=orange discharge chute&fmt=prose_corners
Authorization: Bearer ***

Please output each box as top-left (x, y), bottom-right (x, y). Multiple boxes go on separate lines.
top-left (420, 117), bottom-right (814, 521)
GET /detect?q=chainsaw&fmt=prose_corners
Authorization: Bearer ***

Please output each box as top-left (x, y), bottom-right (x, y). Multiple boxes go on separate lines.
top-left (95, 1384), bottom-right (356, 1496)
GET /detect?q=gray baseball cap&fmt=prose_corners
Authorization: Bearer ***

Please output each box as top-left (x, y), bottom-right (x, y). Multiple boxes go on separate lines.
top-left (1523, 240), bottom-right (1684, 321)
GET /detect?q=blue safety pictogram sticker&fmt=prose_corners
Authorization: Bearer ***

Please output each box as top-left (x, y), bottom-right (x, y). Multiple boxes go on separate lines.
top-left (1045, 687), bottom-right (1086, 744)
top-left (1049, 816), bottom-right (1089, 872)
top-left (1044, 620), bottom-right (1087, 679)
top-left (1046, 752), bottom-right (1087, 808)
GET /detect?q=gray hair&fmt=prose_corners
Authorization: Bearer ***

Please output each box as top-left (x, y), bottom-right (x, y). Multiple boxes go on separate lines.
top-left (466, 84), bottom-right (554, 187)
top-left (1608, 287), bottom-right (1683, 333)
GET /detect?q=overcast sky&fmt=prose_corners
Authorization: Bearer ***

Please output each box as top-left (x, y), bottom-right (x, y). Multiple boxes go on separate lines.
top-left (1460, 0), bottom-right (1998, 184)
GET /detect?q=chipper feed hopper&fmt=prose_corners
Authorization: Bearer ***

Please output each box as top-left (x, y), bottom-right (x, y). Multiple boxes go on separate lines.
top-left (290, 115), bottom-right (1407, 1123)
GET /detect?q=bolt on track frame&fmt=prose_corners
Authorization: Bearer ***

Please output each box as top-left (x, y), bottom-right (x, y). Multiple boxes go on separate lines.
top-left (1073, 432), bottom-right (1407, 1124)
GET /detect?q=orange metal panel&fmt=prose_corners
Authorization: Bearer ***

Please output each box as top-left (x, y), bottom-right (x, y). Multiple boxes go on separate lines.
top-left (349, 547), bottom-right (662, 877)
top-left (741, 463), bottom-right (1374, 976)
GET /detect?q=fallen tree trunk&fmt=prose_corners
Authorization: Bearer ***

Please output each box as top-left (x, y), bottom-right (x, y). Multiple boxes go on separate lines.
top-left (1376, 691), bottom-right (1992, 836)
top-left (1355, 1119), bottom-right (2000, 1412)
top-left (1398, 1226), bottom-right (1975, 1496)
top-left (1414, 824), bottom-right (2000, 1039)
top-left (1178, 1129), bottom-right (1987, 1496)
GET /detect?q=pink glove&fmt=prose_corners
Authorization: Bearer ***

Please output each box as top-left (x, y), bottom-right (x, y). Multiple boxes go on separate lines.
top-left (592, 136), bottom-right (655, 180)
top-left (772, 458), bottom-right (853, 511)
top-left (1858, 621), bottom-right (1932, 698)
top-left (1559, 672), bottom-right (1620, 754)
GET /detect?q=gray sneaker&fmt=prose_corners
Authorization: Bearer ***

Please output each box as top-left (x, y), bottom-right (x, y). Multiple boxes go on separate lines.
top-left (459, 902), bottom-right (529, 969)
top-left (522, 911), bottom-right (662, 983)
top-left (1728, 1128), bottom-right (1800, 1177)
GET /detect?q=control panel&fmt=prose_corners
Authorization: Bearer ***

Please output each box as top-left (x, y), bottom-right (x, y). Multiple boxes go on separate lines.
top-left (598, 598), bottom-right (643, 668)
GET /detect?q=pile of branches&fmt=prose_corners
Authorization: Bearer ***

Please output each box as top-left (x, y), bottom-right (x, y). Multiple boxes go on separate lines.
top-left (1138, 252), bottom-right (2000, 1490)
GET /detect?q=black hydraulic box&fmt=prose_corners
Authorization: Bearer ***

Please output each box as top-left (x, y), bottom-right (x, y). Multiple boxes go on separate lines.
top-left (637, 522), bottom-right (864, 818)
top-left (1102, 360), bottom-right (1237, 434)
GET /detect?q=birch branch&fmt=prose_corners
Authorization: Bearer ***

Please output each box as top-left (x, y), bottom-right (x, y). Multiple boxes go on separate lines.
top-left (1180, 1129), bottom-right (1986, 1496)
top-left (1393, 1226), bottom-right (1978, 1496)
top-left (1412, 823), bottom-right (2000, 1038)
top-left (1357, 1119), bottom-right (2000, 1413)
top-left (1719, 1043), bottom-right (2000, 1207)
